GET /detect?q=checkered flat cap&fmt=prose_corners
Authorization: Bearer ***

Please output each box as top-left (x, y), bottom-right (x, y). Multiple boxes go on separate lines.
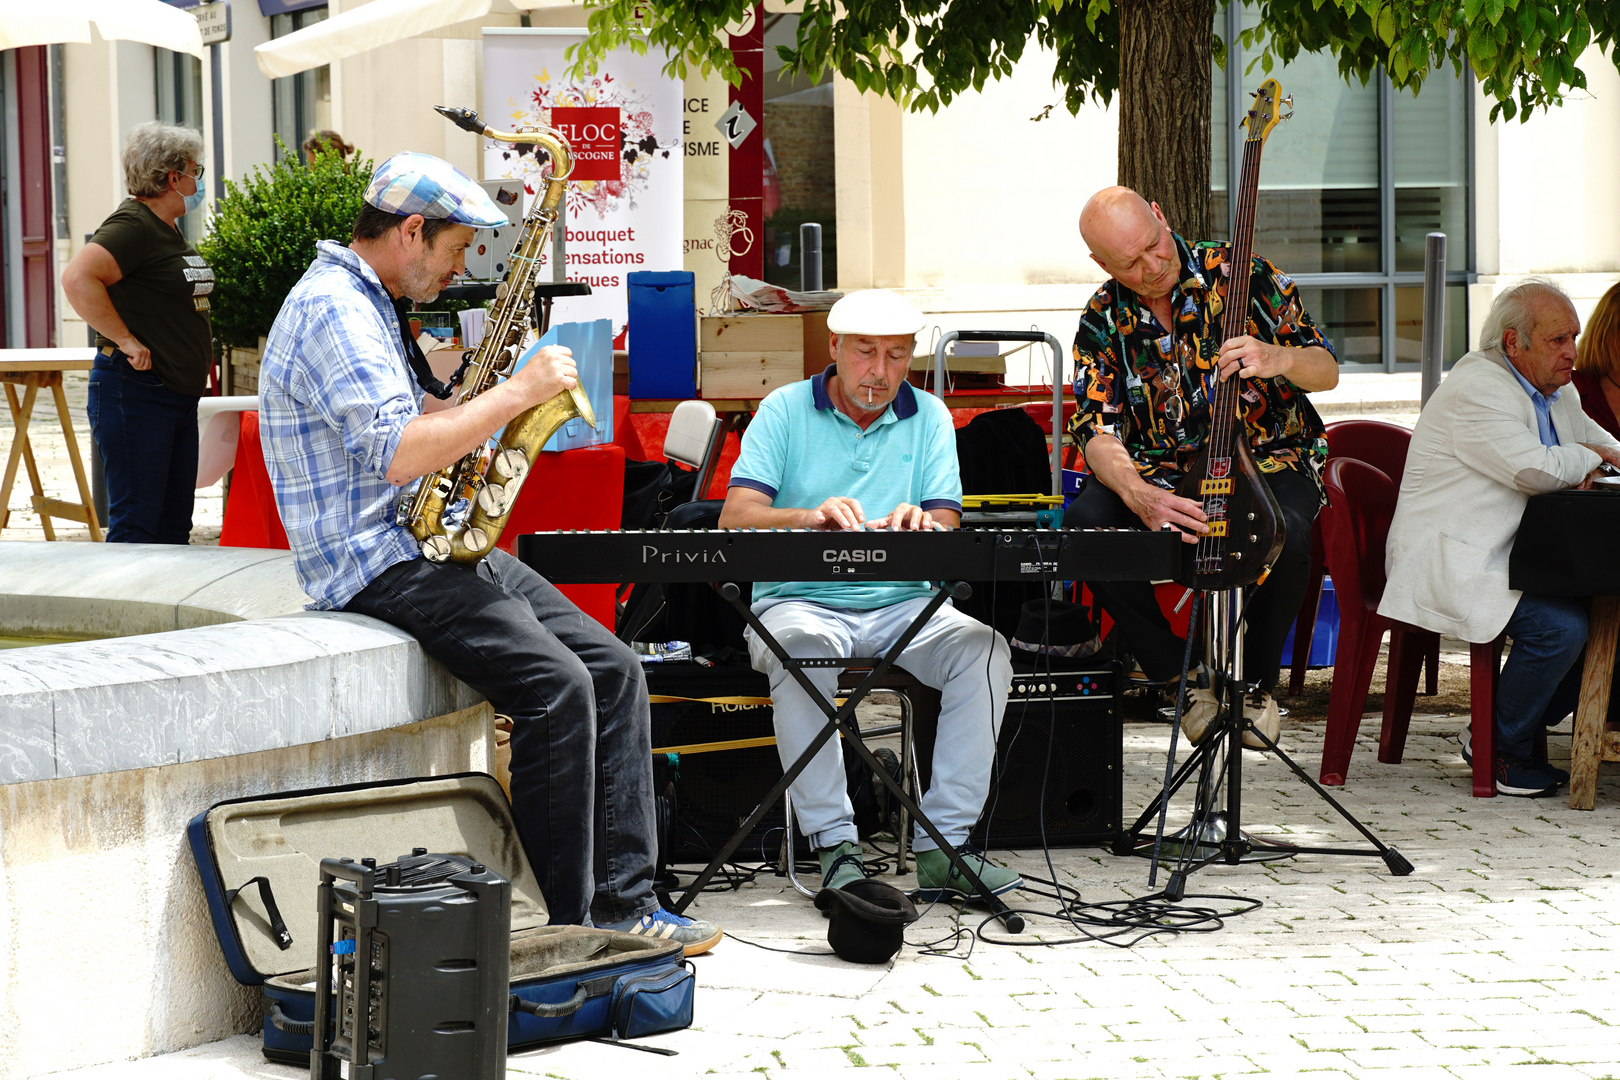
top-left (364, 152), bottom-right (507, 228)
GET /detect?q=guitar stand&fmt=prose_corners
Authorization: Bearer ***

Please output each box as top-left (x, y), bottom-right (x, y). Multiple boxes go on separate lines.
top-left (1116, 588), bottom-right (1413, 901)
top-left (670, 580), bottom-right (1027, 934)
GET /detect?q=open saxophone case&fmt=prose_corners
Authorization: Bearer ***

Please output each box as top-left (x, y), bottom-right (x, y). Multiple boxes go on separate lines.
top-left (187, 773), bottom-right (695, 1070)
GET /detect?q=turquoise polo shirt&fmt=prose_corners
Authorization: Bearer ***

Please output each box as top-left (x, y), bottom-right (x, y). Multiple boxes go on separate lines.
top-left (729, 366), bottom-right (963, 609)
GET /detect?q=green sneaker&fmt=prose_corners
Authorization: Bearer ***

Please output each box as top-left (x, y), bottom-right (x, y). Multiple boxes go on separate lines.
top-left (914, 847), bottom-right (1023, 901)
top-left (818, 841), bottom-right (867, 891)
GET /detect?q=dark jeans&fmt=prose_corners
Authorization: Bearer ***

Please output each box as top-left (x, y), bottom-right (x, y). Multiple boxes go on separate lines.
top-left (1069, 467), bottom-right (1322, 692)
top-left (1496, 593), bottom-right (1588, 761)
top-left (87, 351), bottom-right (198, 544)
top-left (344, 548), bottom-right (658, 927)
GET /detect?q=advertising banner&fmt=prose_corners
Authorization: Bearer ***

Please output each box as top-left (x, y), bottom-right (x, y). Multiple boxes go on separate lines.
top-left (482, 28), bottom-right (684, 338)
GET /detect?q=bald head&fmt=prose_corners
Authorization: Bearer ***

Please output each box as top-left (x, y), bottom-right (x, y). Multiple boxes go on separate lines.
top-left (1079, 186), bottom-right (1180, 302)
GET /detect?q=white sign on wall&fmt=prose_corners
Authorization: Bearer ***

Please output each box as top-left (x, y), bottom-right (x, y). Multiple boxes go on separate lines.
top-left (482, 28), bottom-right (684, 339)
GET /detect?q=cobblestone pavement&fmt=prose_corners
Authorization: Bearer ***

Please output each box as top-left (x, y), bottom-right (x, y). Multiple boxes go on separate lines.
top-left (43, 708), bottom-right (1620, 1080)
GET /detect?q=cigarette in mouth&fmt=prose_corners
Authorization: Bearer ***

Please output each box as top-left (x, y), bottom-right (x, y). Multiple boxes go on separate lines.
top-left (867, 387), bottom-right (873, 404)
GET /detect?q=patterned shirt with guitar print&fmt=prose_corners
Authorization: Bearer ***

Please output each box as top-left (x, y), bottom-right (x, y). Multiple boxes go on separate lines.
top-left (1069, 232), bottom-right (1335, 494)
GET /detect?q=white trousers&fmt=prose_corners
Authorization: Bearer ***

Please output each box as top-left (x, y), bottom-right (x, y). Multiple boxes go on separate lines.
top-left (745, 597), bottom-right (1012, 852)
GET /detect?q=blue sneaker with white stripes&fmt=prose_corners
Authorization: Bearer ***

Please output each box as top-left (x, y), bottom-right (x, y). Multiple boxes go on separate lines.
top-left (600, 907), bottom-right (722, 956)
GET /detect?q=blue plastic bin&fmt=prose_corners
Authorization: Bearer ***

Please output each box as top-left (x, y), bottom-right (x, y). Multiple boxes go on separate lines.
top-left (627, 270), bottom-right (696, 399)
top-left (1281, 576), bottom-right (1340, 668)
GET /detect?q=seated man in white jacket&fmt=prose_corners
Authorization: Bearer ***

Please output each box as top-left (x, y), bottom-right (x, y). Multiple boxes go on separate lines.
top-left (1381, 278), bottom-right (1620, 796)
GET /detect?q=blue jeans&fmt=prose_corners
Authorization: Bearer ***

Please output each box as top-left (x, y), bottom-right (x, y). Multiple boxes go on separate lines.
top-left (87, 351), bottom-right (198, 544)
top-left (343, 548), bottom-right (659, 927)
top-left (1496, 593), bottom-right (1588, 761)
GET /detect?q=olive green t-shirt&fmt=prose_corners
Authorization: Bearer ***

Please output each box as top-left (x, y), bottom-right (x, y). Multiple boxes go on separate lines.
top-left (90, 199), bottom-right (214, 396)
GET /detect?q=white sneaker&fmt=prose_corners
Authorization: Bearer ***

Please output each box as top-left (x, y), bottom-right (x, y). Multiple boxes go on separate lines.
top-left (1179, 687), bottom-right (1221, 744)
top-left (1241, 691), bottom-right (1281, 750)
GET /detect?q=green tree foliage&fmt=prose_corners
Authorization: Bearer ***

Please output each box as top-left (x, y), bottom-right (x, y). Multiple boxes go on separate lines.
top-left (198, 143), bottom-right (370, 348)
top-left (1252, 0), bottom-right (1616, 122)
top-left (572, 0), bottom-right (1620, 127)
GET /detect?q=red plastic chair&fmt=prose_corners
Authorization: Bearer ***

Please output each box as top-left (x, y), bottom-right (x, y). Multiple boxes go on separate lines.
top-left (1289, 419), bottom-right (1437, 696)
top-left (1317, 457), bottom-right (1499, 796)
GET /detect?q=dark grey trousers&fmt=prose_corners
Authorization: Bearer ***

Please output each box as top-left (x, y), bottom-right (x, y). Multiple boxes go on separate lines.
top-left (345, 547), bottom-right (658, 927)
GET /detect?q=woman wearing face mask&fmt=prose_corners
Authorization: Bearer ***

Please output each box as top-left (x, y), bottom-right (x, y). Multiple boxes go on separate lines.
top-left (63, 122), bottom-right (215, 544)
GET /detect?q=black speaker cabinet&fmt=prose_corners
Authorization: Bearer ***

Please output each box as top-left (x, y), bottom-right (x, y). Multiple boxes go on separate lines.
top-left (970, 663), bottom-right (1123, 849)
top-left (646, 665), bottom-right (790, 865)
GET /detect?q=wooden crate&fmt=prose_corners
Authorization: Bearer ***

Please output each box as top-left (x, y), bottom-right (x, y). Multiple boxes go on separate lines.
top-left (699, 314), bottom-right (805, 399)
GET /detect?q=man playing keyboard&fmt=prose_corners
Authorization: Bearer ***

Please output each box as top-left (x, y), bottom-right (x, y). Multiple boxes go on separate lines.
top-left (718, 289), bottom-right (1020, 901)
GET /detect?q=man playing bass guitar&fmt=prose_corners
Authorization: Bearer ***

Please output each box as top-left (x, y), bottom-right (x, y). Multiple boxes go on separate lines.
top-left (1067, 186), bottom-right (1339, 745)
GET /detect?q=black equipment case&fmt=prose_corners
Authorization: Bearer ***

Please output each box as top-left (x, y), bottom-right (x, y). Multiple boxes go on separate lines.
top-left (187, 773), bottom-right (693, 1065)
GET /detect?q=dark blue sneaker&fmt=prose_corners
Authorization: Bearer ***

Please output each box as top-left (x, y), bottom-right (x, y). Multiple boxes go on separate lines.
top-left (600, 907), bottom-right (722, 956)
top-left (1529, 759), bottom-right (1570, 786)
top-left (1494, 756), bottom-right (1558, 798)
top-left (1458, 726), bottom-right (1473, 766)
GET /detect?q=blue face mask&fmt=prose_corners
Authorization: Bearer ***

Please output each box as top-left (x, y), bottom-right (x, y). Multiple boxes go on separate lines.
top-left (183, 186), bottom-right (206, 215)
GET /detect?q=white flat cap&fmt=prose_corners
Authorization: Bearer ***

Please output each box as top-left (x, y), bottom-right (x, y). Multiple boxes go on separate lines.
top-left (827, 289), bottom-right (925, 336)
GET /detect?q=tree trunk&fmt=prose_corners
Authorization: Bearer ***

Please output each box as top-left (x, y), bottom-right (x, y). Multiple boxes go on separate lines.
top-left (1117, 0), bottom-right (1216, 242)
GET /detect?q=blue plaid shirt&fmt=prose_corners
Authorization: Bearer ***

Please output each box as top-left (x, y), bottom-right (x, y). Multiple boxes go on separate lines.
top-left (260, 240), bottom-right (425, 610)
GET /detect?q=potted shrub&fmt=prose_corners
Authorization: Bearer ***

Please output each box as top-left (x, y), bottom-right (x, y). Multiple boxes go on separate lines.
top-left (199, 142), bottom-right (371, 393)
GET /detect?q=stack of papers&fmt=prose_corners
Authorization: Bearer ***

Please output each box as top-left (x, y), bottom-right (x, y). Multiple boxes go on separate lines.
top-left (727, 274), bottom-right (842, 313)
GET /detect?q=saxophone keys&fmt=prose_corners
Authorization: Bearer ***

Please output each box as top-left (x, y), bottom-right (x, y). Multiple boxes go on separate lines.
top-left (493, 448), bottom-right (529, 482)
top-left (477, 482), bottom-right (510, 517)
top-left (421, 535), bottom-right (453, 563)
top-left (464, 527), bottom-right (489, 553)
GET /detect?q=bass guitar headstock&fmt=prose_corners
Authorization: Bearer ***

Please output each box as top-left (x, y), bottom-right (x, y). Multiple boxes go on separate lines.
top-left (1242, 79), bottom-right (1292, 145)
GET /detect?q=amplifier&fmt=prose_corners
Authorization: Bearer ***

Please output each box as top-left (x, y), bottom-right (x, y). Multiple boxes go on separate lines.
top-left (312, 853), bottom-right (510, 1080)
top-left (971, 664), bottom-right (1123, 849)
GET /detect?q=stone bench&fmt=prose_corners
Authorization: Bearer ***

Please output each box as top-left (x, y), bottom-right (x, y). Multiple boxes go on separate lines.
top-left (0, 542), bottom-right (491, 1076)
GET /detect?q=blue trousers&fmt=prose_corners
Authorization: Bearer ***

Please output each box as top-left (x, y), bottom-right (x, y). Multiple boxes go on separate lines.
top-left (1495, 592), bottom-right (1588, 761)
top-left (87, 352), bottom-right (198, 544)
top-left (344, 548), bottom-right (659, 927)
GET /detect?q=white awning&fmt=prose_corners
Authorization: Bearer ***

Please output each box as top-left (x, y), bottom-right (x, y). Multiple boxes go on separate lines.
top-left (254, 0), bottom-right (577, 79)
top-left (0, 0), bottom-right (205, 58)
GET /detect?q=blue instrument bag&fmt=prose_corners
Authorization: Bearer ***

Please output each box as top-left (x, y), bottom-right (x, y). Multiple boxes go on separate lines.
top-left (187, 773), bottom-right (694, 1064)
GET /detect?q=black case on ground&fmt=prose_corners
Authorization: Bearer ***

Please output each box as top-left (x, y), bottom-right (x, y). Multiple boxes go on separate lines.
top-left (187, 773), bottom-right (692, 1065)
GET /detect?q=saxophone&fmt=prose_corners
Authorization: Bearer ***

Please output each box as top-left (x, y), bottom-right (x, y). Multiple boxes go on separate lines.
top-left (400, 105), bottom-right (596, 565)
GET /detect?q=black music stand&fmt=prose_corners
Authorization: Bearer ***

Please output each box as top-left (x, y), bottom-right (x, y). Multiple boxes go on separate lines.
top-left (670, 580), bottom-right (1027, 933)
top-left (1117, 587), bottom-right (1413, 899)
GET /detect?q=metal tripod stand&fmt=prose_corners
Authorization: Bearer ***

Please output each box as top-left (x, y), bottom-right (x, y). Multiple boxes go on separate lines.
top-left (1117, 588), bottom-right (1414, 900)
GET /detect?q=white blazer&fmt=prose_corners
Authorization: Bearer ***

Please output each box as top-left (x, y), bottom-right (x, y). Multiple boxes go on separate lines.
top-left (1378, 349), bottom-right (1620, 643)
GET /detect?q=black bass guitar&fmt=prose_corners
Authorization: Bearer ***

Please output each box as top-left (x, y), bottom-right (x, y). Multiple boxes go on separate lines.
top-left (1176, 79), bottom-right (1291, 590)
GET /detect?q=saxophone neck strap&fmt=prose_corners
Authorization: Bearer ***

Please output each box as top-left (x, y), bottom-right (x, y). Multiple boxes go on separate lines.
top-left (395, 296), bottom-right (472, 401)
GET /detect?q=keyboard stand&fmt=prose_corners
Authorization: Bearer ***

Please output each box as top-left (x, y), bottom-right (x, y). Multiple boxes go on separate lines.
top-left (670, 580), bottom-right (1026, 934)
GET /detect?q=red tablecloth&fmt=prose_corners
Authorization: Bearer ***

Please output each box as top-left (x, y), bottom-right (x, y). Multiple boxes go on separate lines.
top-left (218, 410), bottom-right (288, 550)
top-left (221, 411), bottom-right (625, 629)
top-left (496, 443), bottom-right (624, 628)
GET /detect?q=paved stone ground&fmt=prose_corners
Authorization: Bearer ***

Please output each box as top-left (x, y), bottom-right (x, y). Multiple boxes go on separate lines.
top-left (40, 704), bottom-right (1620, 1080)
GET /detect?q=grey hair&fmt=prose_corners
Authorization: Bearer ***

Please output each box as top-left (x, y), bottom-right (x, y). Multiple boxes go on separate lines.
top-left (122, 122), bottom-right (204, 198)
top-left (1479, 276), bottom-right (1573, 353)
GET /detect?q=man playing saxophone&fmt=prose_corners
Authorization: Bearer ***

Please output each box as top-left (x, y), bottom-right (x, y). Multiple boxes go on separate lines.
top-left (260, 152), bottom-right (721, 954)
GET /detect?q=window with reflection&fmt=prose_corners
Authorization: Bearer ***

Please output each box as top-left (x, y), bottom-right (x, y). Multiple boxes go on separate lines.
top-left (1209, 4), bottom-right (1472, 369)
top-left (271, 8), bottom-right (332, 164)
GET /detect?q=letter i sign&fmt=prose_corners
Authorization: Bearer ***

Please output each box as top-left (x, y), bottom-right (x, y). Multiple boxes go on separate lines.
top-left (551, 107), bottom-right (621, 182)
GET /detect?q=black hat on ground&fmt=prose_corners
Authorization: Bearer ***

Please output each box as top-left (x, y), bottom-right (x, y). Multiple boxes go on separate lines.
top-left (813, 878), bottom-right (919, 964)
top-left (1010, 598), bottom-right (1101, 659)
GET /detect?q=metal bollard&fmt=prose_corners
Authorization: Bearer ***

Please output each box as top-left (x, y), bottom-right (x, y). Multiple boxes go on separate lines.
top-left (800, 223), bottom-right (823, 292)
top-left (1420, 232), bottom-right (1447, 408)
